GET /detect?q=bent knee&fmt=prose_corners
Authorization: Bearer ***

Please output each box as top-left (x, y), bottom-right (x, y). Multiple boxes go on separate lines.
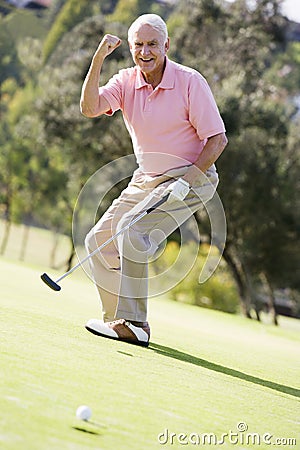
top-left (85, 228), bottom-right (96, 252)
top-left (85, 228), bottom-right (120, 270)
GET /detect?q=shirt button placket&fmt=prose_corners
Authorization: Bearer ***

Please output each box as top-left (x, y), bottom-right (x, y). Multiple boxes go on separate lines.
top-left (144, 94), bottom-right (152, 112)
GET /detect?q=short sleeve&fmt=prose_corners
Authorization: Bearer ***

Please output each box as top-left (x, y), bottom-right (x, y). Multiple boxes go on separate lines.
top-left (99, 71), bottom-right (123, 116)
top-left (188, 73), bottom-right (225, 140)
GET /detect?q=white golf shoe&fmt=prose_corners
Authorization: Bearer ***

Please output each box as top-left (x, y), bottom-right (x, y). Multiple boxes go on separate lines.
top-left (85, 318), bottom-right (150, 347)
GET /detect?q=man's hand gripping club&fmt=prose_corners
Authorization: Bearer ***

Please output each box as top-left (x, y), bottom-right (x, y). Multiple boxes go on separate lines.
top-left (164, 178), bottom-right (190, 203)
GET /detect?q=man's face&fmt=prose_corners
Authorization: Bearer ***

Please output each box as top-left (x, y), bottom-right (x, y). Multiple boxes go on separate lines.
top-left (129, 24), bottom-right (169, 79)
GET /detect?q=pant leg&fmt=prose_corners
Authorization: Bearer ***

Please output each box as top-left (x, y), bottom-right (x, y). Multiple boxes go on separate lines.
top-left (115, 165), bottom-right (219, 322)
top-left (85, 214), bottom-right (121, 322)
top-left (86, 164), bottom-right (219, 322)
top-left (85, 171), bottom-right (157, 322)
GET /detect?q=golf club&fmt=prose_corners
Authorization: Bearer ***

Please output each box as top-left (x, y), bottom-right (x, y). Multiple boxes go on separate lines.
top-left (41, 194), bottom-right (169, 291)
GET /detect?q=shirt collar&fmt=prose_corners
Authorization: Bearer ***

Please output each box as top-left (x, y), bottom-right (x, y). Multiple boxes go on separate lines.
top-left (135, 57), bottom-right (175, 90)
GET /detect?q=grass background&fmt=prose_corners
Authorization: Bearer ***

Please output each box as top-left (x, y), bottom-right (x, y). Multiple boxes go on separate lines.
top-left (0, 222), bottom-right (299, 449)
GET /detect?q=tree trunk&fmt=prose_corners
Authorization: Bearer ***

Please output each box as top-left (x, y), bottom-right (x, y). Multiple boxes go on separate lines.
top-left (0, 180), bottom-right (15, 256)
top-left (0, 200), bottom-right (12, 255)
top-left (260, 272), bottom-right (279, 326)
top-left (50, 230), bottom-right (60, 268)
top-left (242, 260), bottom-right (257, 319)
top-left (66, 236), bottom-right (75, 272)
top-left (0, 217), bottom-right (11, 255)
top-left (19, 224), bottom-right (30, 261)
top-left (222, 246), bottom-right (252, 318)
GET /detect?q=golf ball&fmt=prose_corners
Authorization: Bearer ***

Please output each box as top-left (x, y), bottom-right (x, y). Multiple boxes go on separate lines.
top-left (76, 405), bottom-right (92, 421)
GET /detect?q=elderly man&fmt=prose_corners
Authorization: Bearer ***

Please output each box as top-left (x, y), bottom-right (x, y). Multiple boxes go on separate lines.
top-left (80, 14), bottom-right (227, 347)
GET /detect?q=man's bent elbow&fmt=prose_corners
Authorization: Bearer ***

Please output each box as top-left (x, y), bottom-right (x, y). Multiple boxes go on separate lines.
top-left (216, 133), bottom-right (228, 157)
top-left (80, 101), bottom-right (100, 118)
top-left (219, 132), bottom-right (228, 149)
top-left (80, 94), bottom-right (111, 118)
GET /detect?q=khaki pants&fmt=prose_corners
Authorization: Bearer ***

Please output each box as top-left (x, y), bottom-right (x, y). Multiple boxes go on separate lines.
top-left (85, 164), bottom-right (218, 322)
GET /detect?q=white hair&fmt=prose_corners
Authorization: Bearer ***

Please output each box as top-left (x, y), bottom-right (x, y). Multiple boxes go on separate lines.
top-left (128, 14), bottom-right (168, 43)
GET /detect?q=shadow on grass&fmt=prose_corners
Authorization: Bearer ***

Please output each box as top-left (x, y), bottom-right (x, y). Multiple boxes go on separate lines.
top-left (149, 343), bottom-right (300, 398)
top-left (72, 419), bottom-right (105, 436)
top-left (72, 426), bottom-right (101, 436)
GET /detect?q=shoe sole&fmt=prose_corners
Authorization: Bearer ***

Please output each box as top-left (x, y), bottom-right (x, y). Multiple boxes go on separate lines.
top-left (85, 326), bottom-right (149, 348)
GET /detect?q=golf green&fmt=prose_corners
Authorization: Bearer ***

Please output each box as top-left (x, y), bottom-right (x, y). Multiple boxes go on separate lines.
top-left (1, 258), bottom-right (299, 449)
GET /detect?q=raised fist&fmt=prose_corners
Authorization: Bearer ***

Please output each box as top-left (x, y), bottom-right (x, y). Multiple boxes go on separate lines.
top-left (96, 34), bottom-right (122, 58)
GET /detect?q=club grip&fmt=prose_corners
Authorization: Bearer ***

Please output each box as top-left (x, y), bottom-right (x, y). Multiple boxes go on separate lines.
top-left (146, 194), bottom-right (169, 214)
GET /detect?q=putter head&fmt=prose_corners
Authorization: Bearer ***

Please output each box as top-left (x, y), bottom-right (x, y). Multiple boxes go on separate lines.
top-left (41, 273), bottom-right (61, 291)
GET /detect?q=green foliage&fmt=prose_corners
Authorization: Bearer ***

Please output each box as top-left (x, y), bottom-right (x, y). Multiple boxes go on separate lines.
top-left (17, 37), bottom-right (43, 79)
top-left (2, 8), bottom-right (46, 42)
top-left (107, 0), bottom-right (163, 25)
top-left (27, 15), bottom-right (133, 245)
top-left (265, 41), bottom-right (300, 94)
top-left (42, 0), bottom-right (96, 63)
top-left (0, 16), bottom-right (22, 85)
top-left (0, 0), bottom-right (299, 313)
top-left (99, 0), bottom-right (119, 15)
top-left (7, 81), bottom-right (37, 124)
top-left (168, 0), bottom-right (300, 317)
top-left (45, 0), bottom-right (66, 28)
top-left (38, 15), bottom-right (132, 164)
top-left (151, 242), bottom-right (240, 314)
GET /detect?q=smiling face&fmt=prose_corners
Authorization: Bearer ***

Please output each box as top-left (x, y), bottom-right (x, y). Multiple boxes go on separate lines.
top-left (129, 24), bottom-right (169, 85)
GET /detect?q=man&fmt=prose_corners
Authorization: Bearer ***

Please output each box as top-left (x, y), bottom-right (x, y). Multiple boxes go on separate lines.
top-left (80, 14), bottom-right (227, 347)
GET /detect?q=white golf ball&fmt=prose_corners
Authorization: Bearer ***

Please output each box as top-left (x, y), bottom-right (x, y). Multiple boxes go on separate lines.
top-left (76, 405), bottom-right (92, 421)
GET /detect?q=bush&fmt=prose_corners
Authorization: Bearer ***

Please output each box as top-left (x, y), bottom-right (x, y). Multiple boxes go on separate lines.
top-left (150, 241), bottom-right (240, 314)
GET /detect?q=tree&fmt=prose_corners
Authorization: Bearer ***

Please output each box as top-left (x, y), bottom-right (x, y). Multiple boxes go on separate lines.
top-left (0, 15), bottom-right (23, 88)
top-left (108, 0), bottom-right (158, 25)
top-left (42, 0), bottom-right (98, 63)
top-left (168, 0), bottom-right (299, 321)
top-left (35, 15), bottom-right (133, 268)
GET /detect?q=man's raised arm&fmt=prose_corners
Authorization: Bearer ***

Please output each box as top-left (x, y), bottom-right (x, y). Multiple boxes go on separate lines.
top-left (80, 34), bottom-right (121, 118)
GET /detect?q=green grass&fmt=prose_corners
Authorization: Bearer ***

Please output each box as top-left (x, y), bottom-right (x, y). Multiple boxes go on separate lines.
top-left (1, 257), bottom-right (299, 450)
top-left (0, 220), bottom-right (71, 268)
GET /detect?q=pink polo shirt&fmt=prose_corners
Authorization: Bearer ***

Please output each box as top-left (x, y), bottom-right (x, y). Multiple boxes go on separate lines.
top-left (99, 57), bottom-right (225, 175)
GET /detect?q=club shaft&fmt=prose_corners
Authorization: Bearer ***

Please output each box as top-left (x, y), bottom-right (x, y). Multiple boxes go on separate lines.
top-left (54, 194), bottom-right (168, 284)
top-left (55, 209), bottom-right (148, 283)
